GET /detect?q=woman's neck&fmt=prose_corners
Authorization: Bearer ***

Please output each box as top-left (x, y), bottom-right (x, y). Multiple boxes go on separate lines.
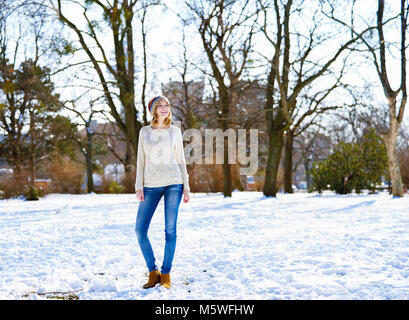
top-left (152, 121), bottom-right (169, 129)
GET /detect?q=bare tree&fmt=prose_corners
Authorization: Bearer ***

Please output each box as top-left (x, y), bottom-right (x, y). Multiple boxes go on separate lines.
top-left (293, 128), bottom-right (332, 191)
top-left (135, 0), bottom-right (166, 126)
top-left (185, 0), bottom-right (260, 197)
top-left (162, 22), bottom-right (206, 130)
top-left (324, 0), bottom-right (408, 197)
top-left (257, 0), bottom-right (376, 197)
top-left (370, 0), bottom-right (407, 197)
top-left (51, 0), bottom-right (141, 157)
top-left (63, 96), bottom-right (106, 193)
top-left (282, 70), bottom-right (348, 193)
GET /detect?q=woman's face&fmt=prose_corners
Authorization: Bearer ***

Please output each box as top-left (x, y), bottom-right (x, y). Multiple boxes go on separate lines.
top-left (156, 101), bottom-right (170, 119)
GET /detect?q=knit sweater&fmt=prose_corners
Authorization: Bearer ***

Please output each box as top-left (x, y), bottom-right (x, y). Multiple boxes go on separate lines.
top-left (135, 124), bottom-right (190, 192)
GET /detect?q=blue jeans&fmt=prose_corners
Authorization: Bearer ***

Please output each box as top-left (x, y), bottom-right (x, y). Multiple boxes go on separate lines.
top-left (135, 183), bottom-right (183, 274)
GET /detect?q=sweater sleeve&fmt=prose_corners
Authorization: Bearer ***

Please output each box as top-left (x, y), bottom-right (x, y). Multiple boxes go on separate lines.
top-left (175, 127), bottom-right (190, 192)
top-left (135, 128), bottom-right (145, 191)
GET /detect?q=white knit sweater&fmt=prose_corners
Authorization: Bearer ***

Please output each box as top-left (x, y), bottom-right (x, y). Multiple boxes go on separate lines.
top-left (135, 124), bottom-right (190, 192)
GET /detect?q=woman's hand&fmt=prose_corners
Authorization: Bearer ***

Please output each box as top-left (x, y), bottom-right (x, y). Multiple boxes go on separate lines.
top-left (136, 190), bottom-right (144, 201)
top-left (183, 190), bottom-right (190, 203)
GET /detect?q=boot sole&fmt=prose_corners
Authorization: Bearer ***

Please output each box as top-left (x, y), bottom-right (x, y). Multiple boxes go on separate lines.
top-left (142, 281), bottom-right (160, 289)
top-left (142, 279), bottom-right (161, 289)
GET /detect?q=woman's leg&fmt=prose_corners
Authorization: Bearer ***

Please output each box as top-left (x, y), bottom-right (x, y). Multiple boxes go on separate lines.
top-left (161, 184), bottom-right (183, 274)
top-left (135, 186), bottom-right (164, 272)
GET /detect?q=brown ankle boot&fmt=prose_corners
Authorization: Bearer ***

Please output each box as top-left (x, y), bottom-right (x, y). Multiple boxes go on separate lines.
top-left (160, 273), bottom-right (171, 289)
top-left (143, 270), bottom-right (161, 289)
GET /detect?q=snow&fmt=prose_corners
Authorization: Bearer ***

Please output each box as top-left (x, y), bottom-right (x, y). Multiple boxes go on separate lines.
top-left (0, 191), bottom-right (408, 300)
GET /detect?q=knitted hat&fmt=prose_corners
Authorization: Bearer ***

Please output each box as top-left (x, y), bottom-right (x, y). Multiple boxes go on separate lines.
top-left (148, 96), bottom-right (170, 116)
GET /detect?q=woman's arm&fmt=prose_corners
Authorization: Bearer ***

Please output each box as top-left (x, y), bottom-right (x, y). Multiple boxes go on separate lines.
top-left (175, 127), bottom-right (190, 192)
top-left (135, 128), bottom-right (145, 192)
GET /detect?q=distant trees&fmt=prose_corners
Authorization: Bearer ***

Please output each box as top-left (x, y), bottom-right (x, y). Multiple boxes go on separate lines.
top-left (162, 23), bottom-right (205, 131)
top-left (64, 99), bottom-right (107, 193)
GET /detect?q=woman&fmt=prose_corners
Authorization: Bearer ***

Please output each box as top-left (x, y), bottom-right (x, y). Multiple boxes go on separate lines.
top-left (135, 95), bottom-right (190, 289)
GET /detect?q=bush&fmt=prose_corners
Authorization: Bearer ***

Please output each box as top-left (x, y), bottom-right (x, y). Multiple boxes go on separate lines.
top-left (24, 186), bottom-right (41, 201)
top-left (108, 180), bottom-right (123, 194)
top-left (0, 170), bottom-right (29, 199)
top-left (312, 129), bottom-right (388, 194)
top-left (48, 153), bottom-right (85, 194)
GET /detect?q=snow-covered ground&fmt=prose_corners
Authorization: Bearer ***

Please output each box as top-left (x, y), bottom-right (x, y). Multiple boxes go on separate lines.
top-left (0, 191), bottom-right (408, 300)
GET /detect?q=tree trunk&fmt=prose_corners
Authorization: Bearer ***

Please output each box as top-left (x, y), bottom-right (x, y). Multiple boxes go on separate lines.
top-left (264, 126), bottom-right (285, 197)
top-left (304, 157), bottom-right (312, 192)
top-left (140, 9), bottom-right (148, 126)
top-left (222, 161), bottom-right (233, 197)
top-left (375, 0), bottom-right (406, 197)
top-left (284, 130), bottom-right (294, 193)
top-left (383, 130), bottom-right (404, 197)
top-left (29, 110), bottom-right (35, 188)
top-left (124, 141), bottom-right (133, 193)
top-left (85, 128), bottom-right (94, 193)
top-left (12, 162), bottom-right (26, 191)
top-left (29, 157), bottom-right (35, 188)
top-left (221, 118), bottom-right (233, 197)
